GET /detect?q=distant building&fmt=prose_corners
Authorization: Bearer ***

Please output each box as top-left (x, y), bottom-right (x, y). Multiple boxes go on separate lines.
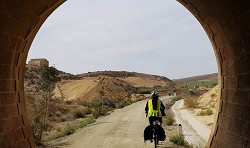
top-left (27, 58), bottom-right (49, 68)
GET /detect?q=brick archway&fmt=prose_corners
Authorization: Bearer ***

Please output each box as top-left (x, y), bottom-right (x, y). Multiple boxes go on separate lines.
top-left (0, 0), bottom-right (249, 147)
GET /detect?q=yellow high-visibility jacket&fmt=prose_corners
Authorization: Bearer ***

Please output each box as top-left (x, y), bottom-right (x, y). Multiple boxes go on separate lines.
top-left (147, 99), bottom-right (162, 117)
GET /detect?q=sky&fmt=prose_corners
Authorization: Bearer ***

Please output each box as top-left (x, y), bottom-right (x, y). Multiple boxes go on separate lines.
top-left (28, 0), bottom-right (217, 79)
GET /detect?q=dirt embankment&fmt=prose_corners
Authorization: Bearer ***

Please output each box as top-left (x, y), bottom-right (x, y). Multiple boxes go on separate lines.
top-left (190, 85), bottom-right (219, 129)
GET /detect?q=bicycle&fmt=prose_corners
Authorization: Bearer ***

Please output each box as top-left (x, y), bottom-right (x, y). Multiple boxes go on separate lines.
top-left (152, 120), bottom-right (160, 148)
top-left (144, 120), bottom-right (165, 148)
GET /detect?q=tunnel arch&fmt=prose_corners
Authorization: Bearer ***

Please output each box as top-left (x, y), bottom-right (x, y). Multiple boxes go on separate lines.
top-left (0, 0), bottom-right (249, 147)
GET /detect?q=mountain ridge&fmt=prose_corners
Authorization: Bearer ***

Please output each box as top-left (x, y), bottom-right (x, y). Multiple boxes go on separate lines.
top-left (172, 73), bottom-right (218, 84)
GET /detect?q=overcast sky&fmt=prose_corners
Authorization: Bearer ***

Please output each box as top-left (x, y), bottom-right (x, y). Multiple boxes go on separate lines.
top-left (28, 0), bottom-right (217, 79)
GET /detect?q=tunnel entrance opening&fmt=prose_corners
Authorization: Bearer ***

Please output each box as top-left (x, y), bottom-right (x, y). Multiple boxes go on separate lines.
top-left (0, 0), bottom-right (249, 147)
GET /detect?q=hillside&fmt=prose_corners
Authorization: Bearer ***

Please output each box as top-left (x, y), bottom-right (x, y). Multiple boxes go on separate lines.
top-left (173, 73), bottom-right (218, 84)
top-left (79, 71), bottom-right (173, 87)
top-left (53, 71), bottom-right (174, 101)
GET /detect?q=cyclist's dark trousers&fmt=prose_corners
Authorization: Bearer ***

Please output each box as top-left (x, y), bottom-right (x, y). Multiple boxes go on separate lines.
top-left (149, 116), bottom-right (162, 125)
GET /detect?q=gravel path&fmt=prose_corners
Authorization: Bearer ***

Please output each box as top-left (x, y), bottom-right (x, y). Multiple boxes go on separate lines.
top-left (52, 96), bottom-right (173, 148)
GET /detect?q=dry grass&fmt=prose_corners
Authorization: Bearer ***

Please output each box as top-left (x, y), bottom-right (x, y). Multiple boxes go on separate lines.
top-left (184, 97), bottom-right (198, 108)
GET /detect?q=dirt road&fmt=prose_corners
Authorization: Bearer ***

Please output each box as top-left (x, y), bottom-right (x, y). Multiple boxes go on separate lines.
top-left (54, 96), bottom-right (172, 148)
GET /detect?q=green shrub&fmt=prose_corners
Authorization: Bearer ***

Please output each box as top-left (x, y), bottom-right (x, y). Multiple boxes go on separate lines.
top-left (72, 108), bottom-right (86, 118)
top-left (77, 118), bottom-right (96, 128)
top-left (137, 88), bottom-right (151, 94)
top-left (164, 116), bottom-right (175, 125)
top-left (188, 90), bottom-right (200, 96)
top-left (197, 108), bottom-right (213, 116)
top-left (92, 107), bottom-right (109, 118)
top-left (71, 107), bottom-right (92, 119)
top-left (82, 107), bottom-right (92, 115)
top-left (63, 125), bottom-right (76, 136)
top-left (182, 81), bottom-right (218, 90)
top-left (170, 134), bottom-right (190, 147)
top-left (48, 125), bottom-right (76, 141)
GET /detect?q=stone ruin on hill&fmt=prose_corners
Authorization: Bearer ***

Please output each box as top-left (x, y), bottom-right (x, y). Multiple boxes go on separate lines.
top-left (27, 58), bottom-right (49, 68)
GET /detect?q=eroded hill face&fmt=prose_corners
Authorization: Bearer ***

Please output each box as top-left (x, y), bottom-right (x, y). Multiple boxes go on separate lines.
top-left (53, 76), bottom-right (137, 101)
top-left (197, 85), bottom-right (219, 109)
top-left (54, 75), bottom-right (173, 101)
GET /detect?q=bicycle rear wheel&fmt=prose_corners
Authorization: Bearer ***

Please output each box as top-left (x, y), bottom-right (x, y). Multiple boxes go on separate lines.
top-left (154, 137), bottom-right (157, 148)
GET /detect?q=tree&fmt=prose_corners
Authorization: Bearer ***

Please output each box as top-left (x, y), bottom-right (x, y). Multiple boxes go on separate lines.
top-left (38, 66), bottom-right (60, 91)
top-left (34, 66), bottom-right (60, 144)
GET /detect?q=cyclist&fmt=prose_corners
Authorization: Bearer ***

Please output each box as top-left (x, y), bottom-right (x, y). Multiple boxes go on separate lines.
top-left (145, 91), bottom-right (165, 125)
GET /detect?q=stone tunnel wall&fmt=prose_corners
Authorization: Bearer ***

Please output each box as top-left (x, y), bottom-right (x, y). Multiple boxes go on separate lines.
top-left (177, 0), bottom-right (250, 147)
top-left (0, 0), bottom-right (65, 147)
top-left (0, 0), bottom-right (249, 147)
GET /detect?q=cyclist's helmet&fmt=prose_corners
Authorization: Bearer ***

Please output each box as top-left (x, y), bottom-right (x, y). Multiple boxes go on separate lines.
top-left (151, 91), bottom-right (159, 98)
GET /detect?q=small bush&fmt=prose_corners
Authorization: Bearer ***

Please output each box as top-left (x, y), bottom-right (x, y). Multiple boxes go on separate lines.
top-left (210, 93), bottom-right (216, 98)
top-left (63, 125), bottom-right (76, 136)
top-left (48, 125), bottom-right (76, 141)
top-left (92, 107), bottom-right (109, 118)
top-left (72, 108), bottom-right (86, 118)
top-left (163, 110), bottom-right (175, 125)
top-left (197, 108), bottom-right (213, 116)
top-left (71, 107), bottom-right (92, 119)
top-left (170, 134), bottom-right (190, 147)
top-left (164, 116), bottom-right (175, 125)
top-left (184, 97), bottom-right (197, 108)
top-left (82, 107), bottom-right (92, 115)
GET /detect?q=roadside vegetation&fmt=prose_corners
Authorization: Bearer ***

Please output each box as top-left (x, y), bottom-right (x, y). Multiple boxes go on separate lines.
top-left (163, 110), bottom-right (175, 125)
top-left (184, 97), bottom-right (198, 108)
top-left (137, 85), bottom-right (174, 94)
top-left (197, 108), bottom-right (213, 116)
top-left (163, 92), bottom-right (216, 147)
top-left (25, 66), bottom-right (150, 145)
top-left (162, 96), bottom-right (194, 147)
top-left (46, 117), bottom-right (95, 141)
top-left (169, 134), bottom-right (192, 148)
top-left (163, 96), bottom-right (182, 126)
top-left (27, 66), bottom-right (60, 145)
top-left (181, 80), bottom-right (217, 90)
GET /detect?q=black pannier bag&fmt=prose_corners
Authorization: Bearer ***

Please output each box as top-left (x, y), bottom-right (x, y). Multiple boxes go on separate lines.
top-left (144, 125), bottom-right (166, 141)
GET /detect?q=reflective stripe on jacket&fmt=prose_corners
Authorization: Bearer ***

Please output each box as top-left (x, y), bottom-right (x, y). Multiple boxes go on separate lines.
top-left (147, 99), bottom-right (162, 117)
